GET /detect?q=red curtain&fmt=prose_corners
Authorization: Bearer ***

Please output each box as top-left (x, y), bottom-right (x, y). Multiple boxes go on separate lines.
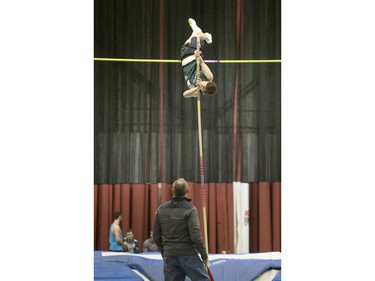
top-left (94, 183), bottom-right (167, 251)
top-left (94, 182), bottom-right (280, 253)
top-left (94, 183), bottom-right (235, 253)
top-left (249, 182), bottom-right (281, 252)
top-left (186, 183), bottom-right (235, 254)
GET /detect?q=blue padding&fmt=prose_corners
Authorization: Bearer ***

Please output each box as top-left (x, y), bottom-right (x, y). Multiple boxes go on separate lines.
top-left (95, 251), bottom-right (281, 281)
top-left (208, 259), bottom-right (281, 281)
top-left (100, 252), bottom-right (164, 281)
top-left (94, 252), bottom-right (143, 280)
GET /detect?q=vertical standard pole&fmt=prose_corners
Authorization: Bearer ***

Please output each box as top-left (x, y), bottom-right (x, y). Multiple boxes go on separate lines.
top-left (195, 38), bottom-right (209, 255)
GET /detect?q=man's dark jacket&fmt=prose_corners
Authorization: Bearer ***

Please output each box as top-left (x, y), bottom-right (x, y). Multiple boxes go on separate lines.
top-left (153, 196), bottom-right (208, 260)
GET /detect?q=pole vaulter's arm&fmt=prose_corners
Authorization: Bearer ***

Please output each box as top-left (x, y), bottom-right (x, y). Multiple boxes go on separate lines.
top-left (183, 86), bottom-right (199, 98)
top-left (196, 54), bottom-right (214, 81)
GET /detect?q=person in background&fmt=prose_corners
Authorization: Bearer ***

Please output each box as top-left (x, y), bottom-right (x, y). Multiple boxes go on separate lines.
top-left (109, 212), bottom-right (128, 252)
top-left (143, 230), bottom-right (159, 252)
top-left (123, 228), bottom-right (140, 253)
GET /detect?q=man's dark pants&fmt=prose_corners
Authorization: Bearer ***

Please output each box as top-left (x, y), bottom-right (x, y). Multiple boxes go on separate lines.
top-left (163, 254), bottom-right (210, 281)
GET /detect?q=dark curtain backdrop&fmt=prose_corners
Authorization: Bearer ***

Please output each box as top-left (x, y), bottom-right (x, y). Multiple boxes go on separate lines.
top-left (94, 0), bottom-right (281, 183)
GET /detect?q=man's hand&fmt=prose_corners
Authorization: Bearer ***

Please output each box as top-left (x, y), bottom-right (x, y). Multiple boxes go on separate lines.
top-left (196, 78), bottom-right (202, 86)
top-left (203, 259), bottom-right (209, 270)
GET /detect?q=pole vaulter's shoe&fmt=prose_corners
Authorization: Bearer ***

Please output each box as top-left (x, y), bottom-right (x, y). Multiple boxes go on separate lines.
top-left (188, 18), bottom-right (202, 33)
top-left (205, 32), bottom-right (212, 44)
top-left (189, 18), bottom-right (212, 44)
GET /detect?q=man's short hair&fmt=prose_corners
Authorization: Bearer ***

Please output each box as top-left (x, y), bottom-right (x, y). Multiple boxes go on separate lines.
top-left (113, 212), bottom-right (122, 220)
top-left (204, 81), bottom-right (217, 95)
top-left (173, 178), bottom-right (189, 196)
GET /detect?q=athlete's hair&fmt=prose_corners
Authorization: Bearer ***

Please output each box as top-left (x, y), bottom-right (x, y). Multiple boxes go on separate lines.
top-left (113, 211), bottom-right (122, 220)
top-left (204, 81), bottom-right (217, 95)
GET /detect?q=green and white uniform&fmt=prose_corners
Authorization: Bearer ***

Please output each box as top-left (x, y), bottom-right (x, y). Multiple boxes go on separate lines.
top-left (182, 60), bottom-right (208, 87)
top-left (180, 36), bottom-right (208, 87)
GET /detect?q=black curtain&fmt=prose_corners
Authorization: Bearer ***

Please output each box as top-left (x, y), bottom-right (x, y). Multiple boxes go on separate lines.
top-left (94, 0), bottom-right (281, 184)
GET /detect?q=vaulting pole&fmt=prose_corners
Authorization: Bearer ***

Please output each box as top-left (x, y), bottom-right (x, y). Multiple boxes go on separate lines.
top-left (195, 36), bottom-right (210, 264)
top-left (196, 35), bottom-right (215, 281)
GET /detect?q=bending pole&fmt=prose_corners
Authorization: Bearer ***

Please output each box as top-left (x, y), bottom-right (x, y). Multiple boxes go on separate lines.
top-left (195, 37), bottom-right (209, 261)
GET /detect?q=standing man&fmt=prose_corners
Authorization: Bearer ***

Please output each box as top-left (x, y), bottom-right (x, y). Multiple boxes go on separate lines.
top-left (153, 178), bottom-right (210, 281)
top-left (181, 18), bottom-right (217, 98)
top-left (109, 212), bottom-right (128, 252)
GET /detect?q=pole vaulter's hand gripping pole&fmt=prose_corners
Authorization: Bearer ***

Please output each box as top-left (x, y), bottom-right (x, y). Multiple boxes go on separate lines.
top-left (195, 36), bottom-right (215, 281)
